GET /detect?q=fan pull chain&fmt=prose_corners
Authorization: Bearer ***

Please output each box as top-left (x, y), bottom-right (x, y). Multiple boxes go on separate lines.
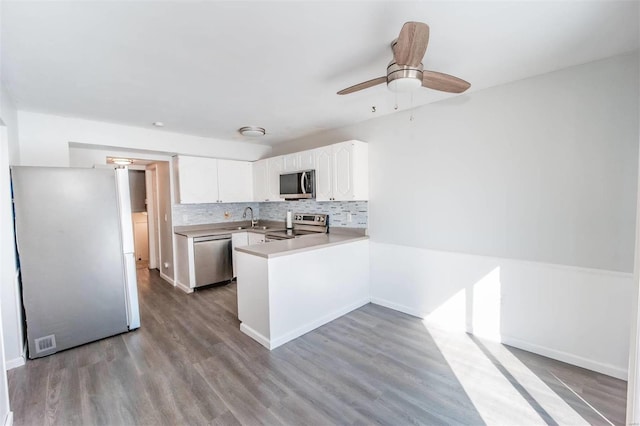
top-left (394, 92), bottom-right (398, 110)
top-left (409, 92), bottom-right (414, 121)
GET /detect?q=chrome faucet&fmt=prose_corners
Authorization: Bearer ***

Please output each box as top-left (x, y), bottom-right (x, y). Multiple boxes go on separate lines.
top-left (242, 206), bottom-right (258, 228)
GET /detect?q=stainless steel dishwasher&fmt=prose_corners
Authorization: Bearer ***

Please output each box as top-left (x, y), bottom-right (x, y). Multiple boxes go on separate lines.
top-left (193, 234), bottom-right (233, 287)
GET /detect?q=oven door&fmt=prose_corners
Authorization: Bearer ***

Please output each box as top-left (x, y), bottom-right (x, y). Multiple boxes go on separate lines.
top-left (280, 170), bottom-right (315, 199)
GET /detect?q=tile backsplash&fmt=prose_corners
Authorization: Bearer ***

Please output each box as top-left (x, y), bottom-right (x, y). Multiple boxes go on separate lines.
top-left (257, 200), bottom-right (368, 228)
top-left (172, 202), bottom-right (260, 227)
top-left (173, 200), bottom-right (368, 228)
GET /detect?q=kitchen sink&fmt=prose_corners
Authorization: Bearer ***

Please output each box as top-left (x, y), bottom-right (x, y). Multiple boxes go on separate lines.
top-left (225, 226), bottom-right (271, 231)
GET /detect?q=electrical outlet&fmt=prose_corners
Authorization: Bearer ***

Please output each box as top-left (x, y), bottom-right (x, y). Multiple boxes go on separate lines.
top-left (224, 211), bottom-right (231, 219)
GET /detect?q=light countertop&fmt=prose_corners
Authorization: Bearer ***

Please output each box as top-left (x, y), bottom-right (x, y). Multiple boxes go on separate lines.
top-left (235, 233), bottom-right (368, 259)
top-left (174, 221), bottom-right (284, 238)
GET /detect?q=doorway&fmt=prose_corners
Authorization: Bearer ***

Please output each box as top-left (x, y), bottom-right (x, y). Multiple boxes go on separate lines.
top-left (129, 169), bottom-right (149, 269)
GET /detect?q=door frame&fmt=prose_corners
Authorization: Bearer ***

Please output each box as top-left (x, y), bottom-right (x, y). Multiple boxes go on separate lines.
top-left (145, 165), bottom-right (161, 270)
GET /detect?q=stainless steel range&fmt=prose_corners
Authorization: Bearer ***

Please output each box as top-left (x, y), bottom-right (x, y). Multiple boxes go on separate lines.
top-left (265, 213), bottom-right (328, 242)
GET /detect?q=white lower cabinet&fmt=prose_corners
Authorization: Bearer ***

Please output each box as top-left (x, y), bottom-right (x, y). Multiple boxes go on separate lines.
top-left (248, 233), bottom-right (266, 245)
top-left (231, 232), bottom-right (249, 278)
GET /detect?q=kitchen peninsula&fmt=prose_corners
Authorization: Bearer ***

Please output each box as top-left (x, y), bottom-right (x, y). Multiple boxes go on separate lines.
top-left (236, 231), bottom-right (369, 349)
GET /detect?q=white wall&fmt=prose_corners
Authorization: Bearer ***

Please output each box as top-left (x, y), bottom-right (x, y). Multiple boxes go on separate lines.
top-left (274, 52), bottom-right (640, 377)
top-left (69, 145), bottom-right (172, 168)
top-left (1, 86), bottom-right (19, 165)
top-left (17, 111), bottom-right (272, 167)
top-left (0, 123), bottom-right (14, 426)
top-left (276, 52), bottom-right (640, 272)
top-left (0, 86), bottom-right (24, 374)
top-left (0, 0), bottom-right (16, 417)
top-left (371, 242), bottom-right (632, 378)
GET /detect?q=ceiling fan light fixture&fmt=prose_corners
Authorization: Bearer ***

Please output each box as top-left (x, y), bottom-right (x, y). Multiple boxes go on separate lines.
top-left (239, 126), bottom-right (266, 137)
top-left (110, 157), bottom-right (133, 165)
top-left (386, 61), bottom-right (423, 93)
top-left (387, 77), bottom-right (422, 93)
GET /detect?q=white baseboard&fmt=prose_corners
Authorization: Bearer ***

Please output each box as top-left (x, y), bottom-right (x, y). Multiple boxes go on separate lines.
top-left (175, 281), bottom-right (193, 294)
top-left (240, 298), bottom-right (371, 350)
top-left (240, 323), bottom-right (271, 349)
top-left (371, 297), bottom-right (423, 318)
top-left (269, 298), bottom-right (370, 350)
top-left (371, 295), bottom-right (627, 380)
top-left (159, 271), bottom-right (174, 286)
top-left (502, 335), bottom-right (628, 380)
top-left (4, 411), bottom-right (12, 426)
top-left (5, 355), bottom-right (24, 370)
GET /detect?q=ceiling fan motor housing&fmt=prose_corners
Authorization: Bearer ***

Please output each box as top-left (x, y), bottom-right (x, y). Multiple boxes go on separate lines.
top-left (386, 61), bottom-right (423, 92)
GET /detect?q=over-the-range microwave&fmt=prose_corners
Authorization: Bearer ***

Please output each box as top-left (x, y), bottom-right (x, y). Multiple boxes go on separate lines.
top-left (280, 170), bottom-right (315, 200)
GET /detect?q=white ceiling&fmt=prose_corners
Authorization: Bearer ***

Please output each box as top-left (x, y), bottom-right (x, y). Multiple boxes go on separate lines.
top-left (2, 1), bottom-right (638, 146)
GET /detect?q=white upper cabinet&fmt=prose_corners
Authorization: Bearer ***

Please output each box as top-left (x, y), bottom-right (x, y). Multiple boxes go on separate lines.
top-left (282, 153), bottom-right (299, 172)
top-left (297, 149), bottom-right (316, 171)
top-left (252, 159), bottom-right (269, 202)
top-left (314, 141), bottom-right (369, 201)
top-left (282, 150), bottom-right (316, 172)
top-left (217, 159), bottom-right (253, 203)
top-left (174, 141), bottom-right (368, 205)
top-left (174, 156), bottom-right (253, 204)
top-left (266, 157), bottom-right (285, 202)
top-left (253, 157), bottom-right (285, 202)
top-left (174, 156), bottom-right (219, 204)
top-left (314, 147), bottom-right (333, 201)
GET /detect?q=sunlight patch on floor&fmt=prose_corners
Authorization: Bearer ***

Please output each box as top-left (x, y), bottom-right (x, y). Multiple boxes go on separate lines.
top-left (426, 327), bottom-right (590, 425)
top-left (422, 266), bottom-right (591, 425)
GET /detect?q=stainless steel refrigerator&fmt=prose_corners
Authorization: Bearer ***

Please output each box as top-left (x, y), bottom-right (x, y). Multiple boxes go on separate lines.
top-left (12, 166), bottom-right (140, 359)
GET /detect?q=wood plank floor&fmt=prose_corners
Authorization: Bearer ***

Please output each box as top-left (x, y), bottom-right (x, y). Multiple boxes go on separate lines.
top-left (8, 268), bottom-right (627, 425)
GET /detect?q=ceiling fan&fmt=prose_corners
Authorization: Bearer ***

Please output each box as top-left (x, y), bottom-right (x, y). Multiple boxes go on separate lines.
top-left (337, 22), bottom-right (470, 96)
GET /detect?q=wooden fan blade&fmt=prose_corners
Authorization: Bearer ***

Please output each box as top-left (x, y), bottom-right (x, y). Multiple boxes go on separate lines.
top-left (337, 77), bottom-right (387, 95)
top-left (422, 70), bottom-right (470, 93)
top-left (394, 22), bottom-right (429, 67)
